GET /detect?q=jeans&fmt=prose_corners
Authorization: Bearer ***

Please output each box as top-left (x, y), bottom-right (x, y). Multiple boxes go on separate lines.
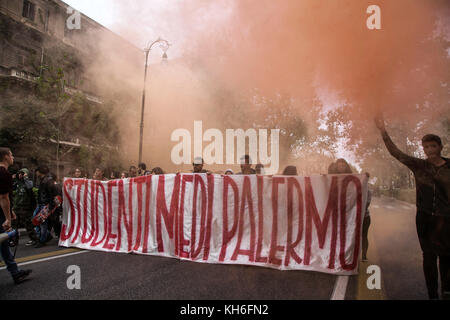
top-left (0, 218), bottom-right (20, 277)
top-left (33, 205), bottom-right (49, 243)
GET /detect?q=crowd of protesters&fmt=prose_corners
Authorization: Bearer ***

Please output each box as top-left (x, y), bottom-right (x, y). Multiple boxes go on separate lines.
top-left (5, 154), bottom-right (373, 246)
top-left (8, 165), bottom-right (62, 249)
top-left (1, 122), bottom-right (449, 298)
top-left (62, 144), bottom-right (448, 299)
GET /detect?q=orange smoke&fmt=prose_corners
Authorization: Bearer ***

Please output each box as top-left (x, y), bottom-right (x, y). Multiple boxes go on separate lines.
top-left (79, 0), bottom-right (449, 171)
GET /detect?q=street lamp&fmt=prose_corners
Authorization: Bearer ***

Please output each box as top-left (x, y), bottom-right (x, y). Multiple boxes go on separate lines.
top-left (139, 37), bottom-right (171, 166)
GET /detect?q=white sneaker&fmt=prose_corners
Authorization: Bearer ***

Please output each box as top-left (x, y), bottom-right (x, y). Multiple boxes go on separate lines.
top-left (25, 240), bottom-right (36, 246)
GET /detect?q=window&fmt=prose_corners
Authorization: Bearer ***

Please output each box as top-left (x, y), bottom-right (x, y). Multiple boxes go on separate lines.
top-left (38, 9), bottom-right (44, 25)
top-left (18, 55), bottom-right (25, 67)
top-left (22, 0), bottom-right (35, 21)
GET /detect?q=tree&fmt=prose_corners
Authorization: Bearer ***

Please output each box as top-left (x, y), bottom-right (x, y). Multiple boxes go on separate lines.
top-left (211, 89), bottom-right (309, 171)
top-left (0, 55), bottom-right (122, 178)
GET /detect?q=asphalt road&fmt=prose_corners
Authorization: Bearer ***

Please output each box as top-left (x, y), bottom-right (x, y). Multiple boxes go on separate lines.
top-left (0, 242), bottom-right (337, 300)
top-left (368, 196), bottom-right (428, 299)
top-left (0, 196), bottom-right (429, 300)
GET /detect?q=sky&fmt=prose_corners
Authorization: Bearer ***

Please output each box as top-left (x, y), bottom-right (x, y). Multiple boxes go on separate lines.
top-left (63, 0), bottom-right (116, 28)
top-left (62, 0), bottom-right (185, 62)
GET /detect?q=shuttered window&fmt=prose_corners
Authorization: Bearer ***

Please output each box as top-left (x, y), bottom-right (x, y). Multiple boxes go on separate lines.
top-left (22, 0), bottom-right (35, 21)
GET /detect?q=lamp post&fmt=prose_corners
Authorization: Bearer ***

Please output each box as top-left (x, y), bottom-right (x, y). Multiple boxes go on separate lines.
top-left (139, 37), bottom-right (170, 166)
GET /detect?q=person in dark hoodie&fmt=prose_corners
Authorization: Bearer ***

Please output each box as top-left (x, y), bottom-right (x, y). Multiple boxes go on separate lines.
top-left (33, 165), bottom-right (57, 248)
top-left (375, 114), bottom-right (450, 299)
top-left (13, 168), bottom-right (37, 246)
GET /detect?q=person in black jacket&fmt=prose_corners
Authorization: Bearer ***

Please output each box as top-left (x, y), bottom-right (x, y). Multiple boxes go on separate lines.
top-left (33, 165), bottom-right (57, 248)
top-left (47, 180), bottom-right (62, 240)
top-left (0, 147), bottom-right (33, 284)
top-left (13, 168), bottom-right (37, 246)
top-left (375, 115), bottom-right (450, 299)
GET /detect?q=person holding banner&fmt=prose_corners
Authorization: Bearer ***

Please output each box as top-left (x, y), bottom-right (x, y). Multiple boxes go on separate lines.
top-left (151, 167), bottom-right (165, 175)
top-left (93, 167), bottom-right (108, 181)
top-left (255, 164), bottom-right (265, 175)
top-left (238, 155), bottom-right (256, 175)
top-left (282, 165), bottom-right (298, 176)
top-left (328, 159), bottom-right (372, 262)
top-left (375, 115), bottom-right (450, 299)
top-left (138, 163), bottom-right (151, 176)
top-left (33, 166), bottom-right (58, 248)
top-left (129, 166), bottom-right (138, 178)
top-left (73, 168), bottom-right (83, 179)
top-left (192, 157), bottom-right (209, 173)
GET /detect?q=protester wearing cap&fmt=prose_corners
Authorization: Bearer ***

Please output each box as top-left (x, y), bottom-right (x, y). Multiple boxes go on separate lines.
top-left (192, 157), bottom-right (208, 173)
top-left (224, 169), bottom-right (234, 175)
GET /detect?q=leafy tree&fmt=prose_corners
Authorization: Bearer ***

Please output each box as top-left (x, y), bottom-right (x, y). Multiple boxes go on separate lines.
top-left (0, 52), bottom-right (122, 178)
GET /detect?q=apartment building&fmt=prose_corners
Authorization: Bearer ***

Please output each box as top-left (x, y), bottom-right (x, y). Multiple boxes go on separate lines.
top-left (0, 0), bottom-right (142, 176)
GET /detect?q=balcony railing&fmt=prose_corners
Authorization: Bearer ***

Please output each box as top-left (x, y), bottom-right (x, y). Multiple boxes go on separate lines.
top-left (10, 69), bottom-right (39, 81)
top-left (5, 68), bottom-right (103, 105)
top-left (64, 86), bottom-right (103, 104)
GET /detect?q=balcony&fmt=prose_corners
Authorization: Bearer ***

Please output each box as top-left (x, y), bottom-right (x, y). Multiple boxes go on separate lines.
top-left (10, 68), bottom-right (39, 81)
top-left (64, 86), bottom-right (103, 105)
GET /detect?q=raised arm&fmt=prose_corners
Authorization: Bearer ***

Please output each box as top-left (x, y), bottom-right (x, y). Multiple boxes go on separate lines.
top-left (374, 115), bottom-right (419, 168)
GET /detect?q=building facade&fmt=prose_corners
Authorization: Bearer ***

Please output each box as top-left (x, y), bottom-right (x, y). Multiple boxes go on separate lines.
top-left (0, 0), bottom-right (142, 178)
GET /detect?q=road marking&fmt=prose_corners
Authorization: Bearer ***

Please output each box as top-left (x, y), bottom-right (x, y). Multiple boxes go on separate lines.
top-left (1, 248), bottom-right (82, 266)
top-left (0, 249), bottom-right (89, 270)
top-left (356, 228), bottom-right (387, 300)
top-left (372, 205), bottom-right (380, 209)
top-left (331, 275), bottom-right (349, 300)
top-left (386, 205), bottom-right (394, 209)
